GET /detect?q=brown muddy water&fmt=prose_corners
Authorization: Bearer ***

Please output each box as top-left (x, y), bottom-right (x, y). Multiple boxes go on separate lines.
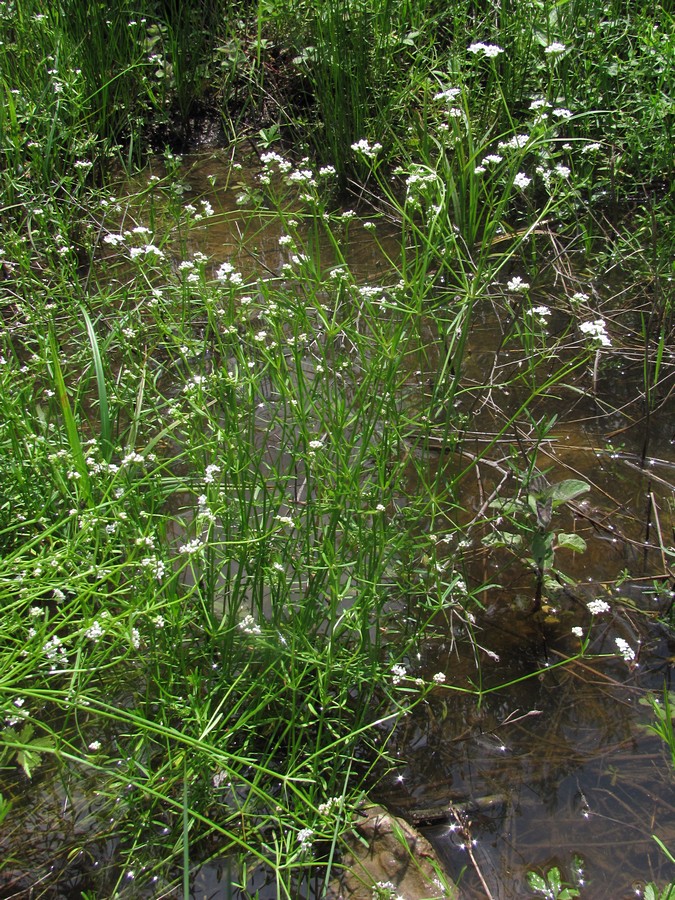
top-left (6, 150), bottom-right (675, 899)
top-left (191, 153), bottom-right (675, 899)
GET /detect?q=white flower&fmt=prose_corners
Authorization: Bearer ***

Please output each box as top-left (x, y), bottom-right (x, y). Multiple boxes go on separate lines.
top-left (579, 319), bottom-right (611, 347)
top-left (433, 672), bottom-right (447, 684)
top-left (179, 538), bottom-right (204, 555)
top-left (275, 515), bottom-right (296, 527)
top-left (528, 305), bottom-right (552, 318)
top-left (433, 87), bottom-right (461, 102)
top-left (239, 614), bottom-right (261, 635)
top-left (615, 637), bottom-right (636, 662)
top-left (216, 262), bottom-right (243, 285)
top-left (318, 796), bottom-right (341, 816)
top-left (88, 740), bottom-right (102, 751)
top-left (545, 42), bottom-right (567, 55)
top-left (121, 451), bottom-right (144, 466)
top-left (513, 172), bottom-right (531, 189)
top-left (351, 139), bottom-right (383, 159)
top-left (498, 134), bottom-right (530, 150)
top-left (555, 164), bottom-right (571, 178)
top-left (552, 108), bottom-right (572, 119)
top-left (587, 599), bottom-right (610, 615)
top-left (287, 168), bottom-right (316, 186)
top-left (204, 464), bottom-right (221, 484)
top-left (85, 620), bottom-right (104, 642)
top-left (571, 626), bottom-right (584, 638)
top-left (468, 42), bottom-right (504, 58)
top-left (483, 154), bottom-right (503, 165)
top-left (308, 440), bottom-right (324, 450)
top-left (297, 828), bottom-right (314, 851)
top-left (391, 664), bottom-right (407, 685)
top-left (130, 627), bottom-right (141, 649)
top-left (141, 557), bottom-right (166, 581)
top-left (507, 276), bottom-right (530, 293)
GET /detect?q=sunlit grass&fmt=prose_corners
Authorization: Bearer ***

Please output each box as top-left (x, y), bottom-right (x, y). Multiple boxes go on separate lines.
top-left (0, 0), bottom-right (673, 895)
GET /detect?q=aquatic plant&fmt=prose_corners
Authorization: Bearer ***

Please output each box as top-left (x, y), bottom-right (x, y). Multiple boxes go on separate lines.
top-left (527, 864), bottom-right (580, 899)
top-left (0, 0), bottom-right (674, 896)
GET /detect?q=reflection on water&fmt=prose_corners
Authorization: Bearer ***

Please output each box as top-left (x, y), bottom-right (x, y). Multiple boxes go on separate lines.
top-left (152, 152), bottom-right (402, 285)
top-left (376, 598), bottom-right (675, 898)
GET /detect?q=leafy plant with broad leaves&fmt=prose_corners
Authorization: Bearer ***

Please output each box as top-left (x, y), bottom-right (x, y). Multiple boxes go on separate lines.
top-left (485, 474), bottom-right (590, 609)
top-left (0, 724), bottom-right (54, 779)
top-left (527, 865), bottom-right (580, 899)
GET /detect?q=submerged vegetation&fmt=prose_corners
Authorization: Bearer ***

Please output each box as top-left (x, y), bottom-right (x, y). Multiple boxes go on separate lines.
top-left (0, 0), bottom-right (674, 896)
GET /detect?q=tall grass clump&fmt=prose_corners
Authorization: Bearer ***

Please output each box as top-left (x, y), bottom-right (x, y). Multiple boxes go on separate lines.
top-left (0, 120), bottom-right (608, 890)
top-left (0, 154), bottom-right (479, 893)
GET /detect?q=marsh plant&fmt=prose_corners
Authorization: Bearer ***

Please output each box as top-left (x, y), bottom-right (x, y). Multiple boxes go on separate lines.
top-left (485, 471), bottom-right (590, 610)
top-left (0, 0), bottom-right (674, 896)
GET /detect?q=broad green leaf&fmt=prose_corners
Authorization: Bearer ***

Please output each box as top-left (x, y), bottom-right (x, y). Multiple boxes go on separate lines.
top-left (556, 533), bottom-right (587, 553)
top-left (548, 867), bottom-right (561, 893)
top-left (0, 792), bottom-right (11, 826)
top-left (532, 532), bottom-right (554, 570)
top-left (550, 479), bottom-right (590, 506)
top-left (526, 871), bottom-right (547, 893)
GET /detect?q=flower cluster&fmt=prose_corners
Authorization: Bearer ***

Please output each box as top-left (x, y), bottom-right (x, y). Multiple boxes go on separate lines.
top-left (507, 276), bottom-right (530, 293)
top-left (587, 599), bottom-right (610, 615)
top-left (391, 663), bottom-right (407, 685)
top-left (351, 139), bottom-right (383, 159)
top-left (239, 614), bottom-right (261, 635)
top-left (579, 319), bottom-right (611, 347)
top-left (468, 42), bottom-right (504, 58)
top-left (297, 828), bottom-right (314, 852)
top-left (615, 637), bottom-right (636, 662)
top-left (216, 262), bottom-right (243, 286)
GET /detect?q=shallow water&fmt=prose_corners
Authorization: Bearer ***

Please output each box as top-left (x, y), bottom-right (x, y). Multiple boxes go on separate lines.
top-left (4, 149), bottom-right (675, 898)
top-left (176, 152), bottom-right (675, 897)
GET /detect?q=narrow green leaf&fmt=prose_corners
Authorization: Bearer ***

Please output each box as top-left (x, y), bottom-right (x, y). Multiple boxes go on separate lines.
top-left (81, 305), bottom-right (112, 462)
top-left (48, 328), bottom-right (91, 502)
